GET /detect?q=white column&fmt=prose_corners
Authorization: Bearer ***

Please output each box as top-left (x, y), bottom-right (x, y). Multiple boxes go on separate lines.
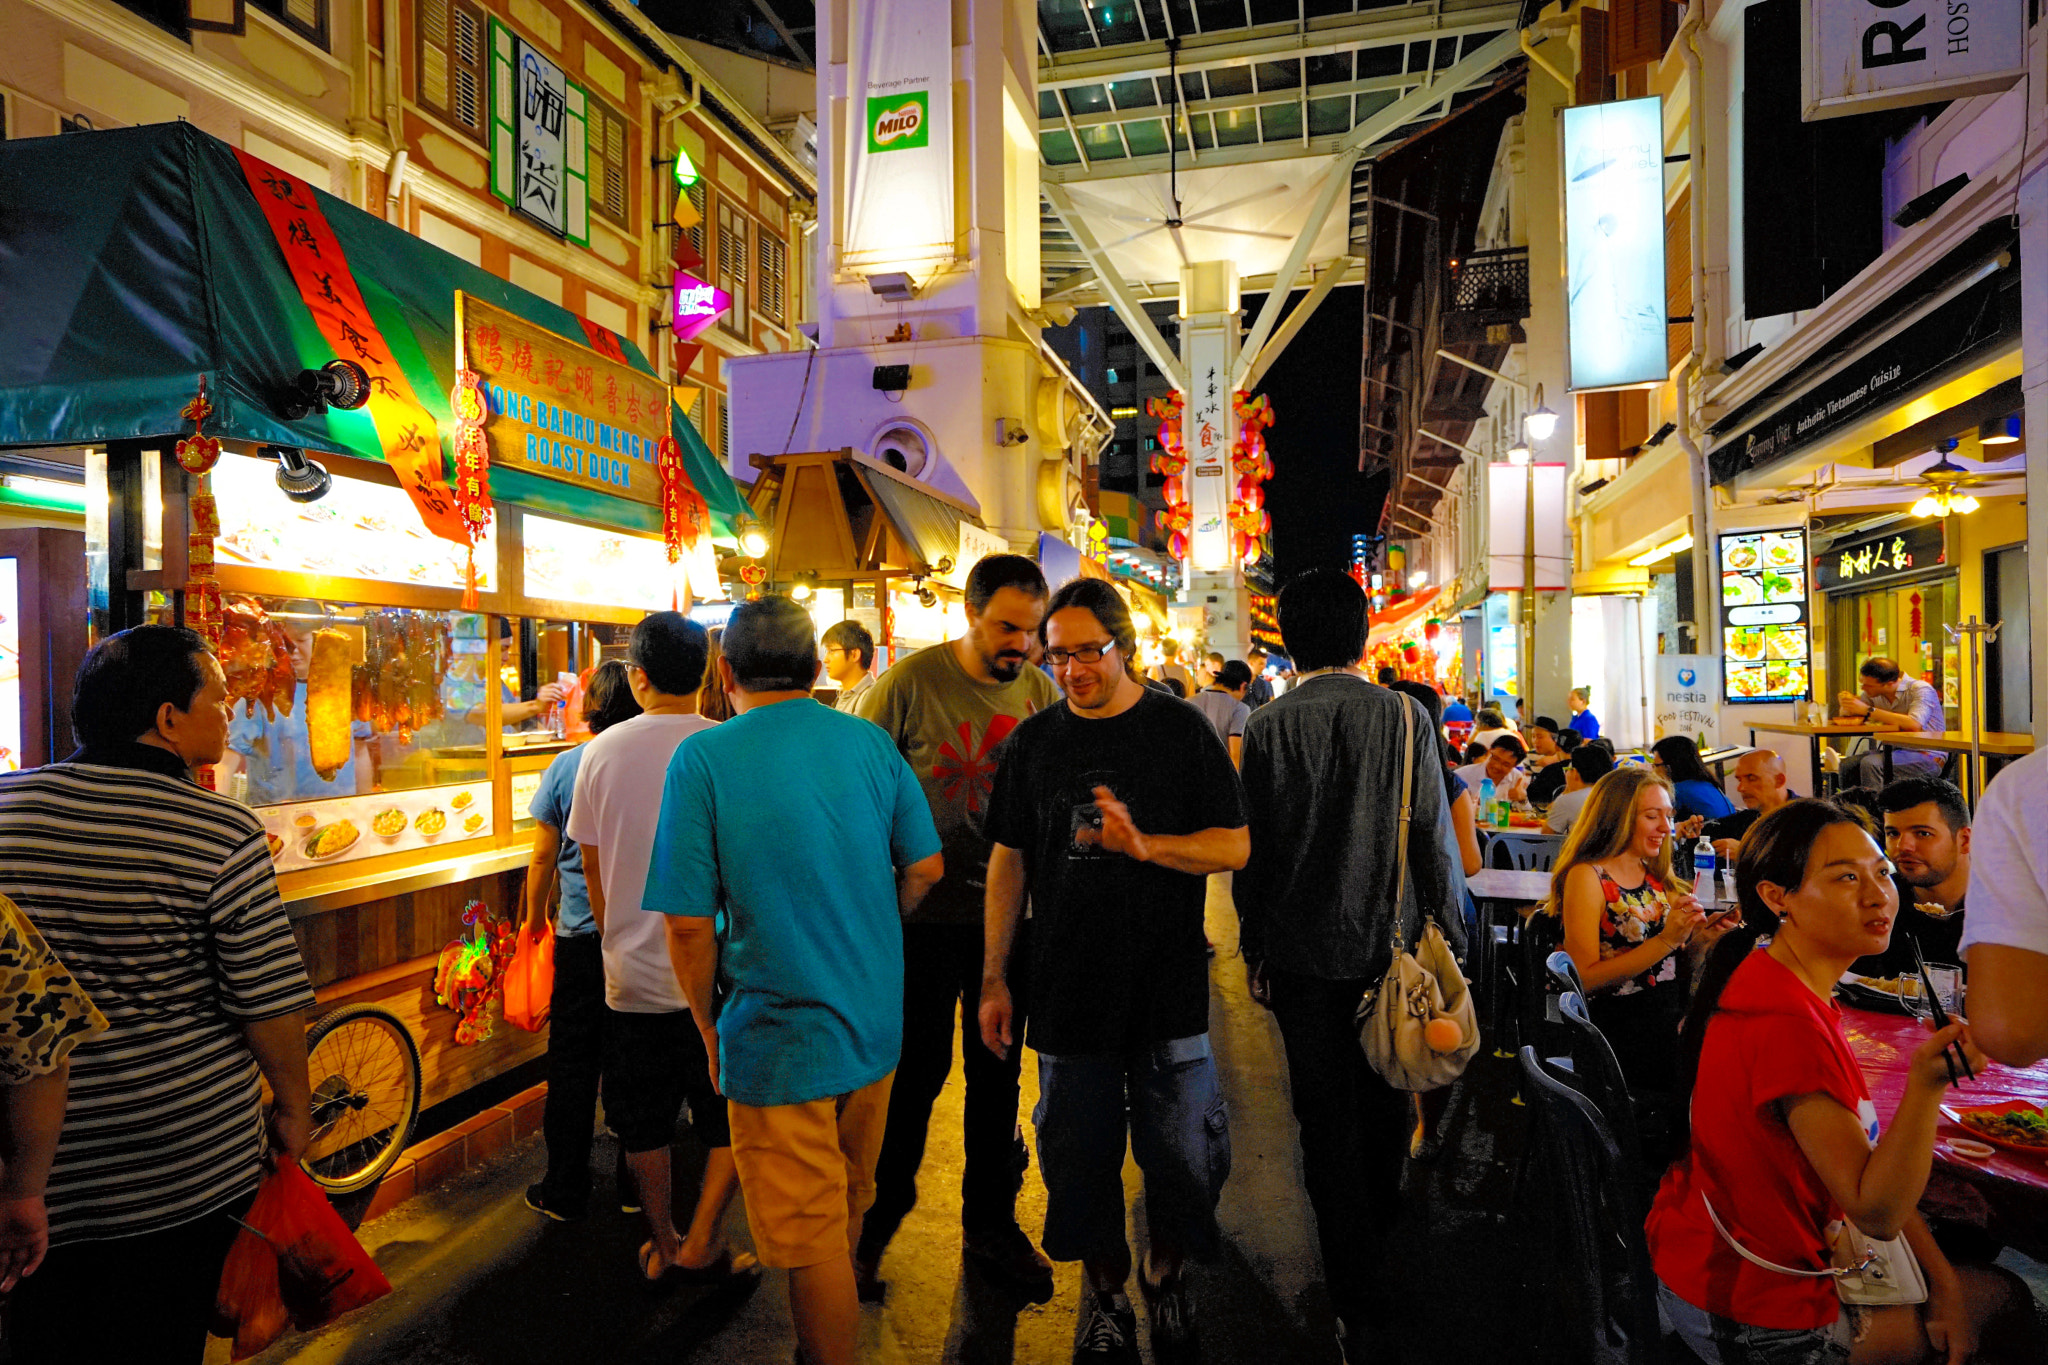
top-left (2023, 21), bottom-right (2048, 744)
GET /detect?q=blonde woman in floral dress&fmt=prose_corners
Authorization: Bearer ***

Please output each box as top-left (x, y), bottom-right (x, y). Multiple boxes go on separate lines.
top-left (1546, 766), bottom-right (1735, 1106)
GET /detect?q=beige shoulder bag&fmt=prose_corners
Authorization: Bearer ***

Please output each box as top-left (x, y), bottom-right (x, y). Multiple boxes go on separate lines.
top-left (1356, 694), bottom-right (1481, 1092)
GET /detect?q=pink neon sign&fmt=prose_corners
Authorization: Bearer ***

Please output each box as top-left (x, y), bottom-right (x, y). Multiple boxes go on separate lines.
top-left (672, 271), bottom-right (731, 342)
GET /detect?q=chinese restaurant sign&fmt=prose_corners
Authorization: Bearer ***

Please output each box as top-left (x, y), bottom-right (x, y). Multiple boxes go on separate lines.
top-left (1181, 332), bottom-right (1232, 573)
top-left (672, 271), bottom-right (732, 342)
top-left (1563, 97), bottom-right (1667, 391)
top-left (1718, 528), bottom-right (1812, 705)
top-left (489, 23), bottom-right (590, 245)
top-left (1813, 522), bottom-right (1945, 592)
top-left (457, 293), bottom-right (666, 506)
top-left (842, 2), bottom-right (954, 273)
top-left (1802, 0), bottom-right (2024, 120)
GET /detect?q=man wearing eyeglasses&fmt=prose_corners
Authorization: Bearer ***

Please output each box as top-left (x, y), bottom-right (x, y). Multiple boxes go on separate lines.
top-left (822, 620), bottom-right (875, 714)
top-left (980, 577), bottom-right (1248, 1364)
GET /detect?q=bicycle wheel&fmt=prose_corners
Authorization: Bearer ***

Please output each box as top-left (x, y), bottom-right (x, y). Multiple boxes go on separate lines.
top-left (302, 1003), bottom-right (423, 1196)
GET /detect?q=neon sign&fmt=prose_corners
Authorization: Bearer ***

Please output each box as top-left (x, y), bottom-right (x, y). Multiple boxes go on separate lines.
top-left (672, 270), bottom-right (731, 342)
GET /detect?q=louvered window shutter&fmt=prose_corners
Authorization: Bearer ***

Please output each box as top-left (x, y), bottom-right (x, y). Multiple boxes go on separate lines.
top-left (450, 2), bottom-right (484, 135)
top-left (758, 235), bottom-right (785, 323)
top-left (1667, 185), bottom-right (1693, 371)
top-left (488, 19), bottom-right (515, 201)
top-left (1576, 8), bottom-right (1612, 104)
top-left (564, 84), bottom-right (590, 245)
top-left (1609, 0), bottom-right (1665, 71)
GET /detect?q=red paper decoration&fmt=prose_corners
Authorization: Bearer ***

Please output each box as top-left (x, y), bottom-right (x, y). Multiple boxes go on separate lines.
top-left (449, 368), bottom-right (494, 609)
top-left (180, 379), bottom-right (224, 648)
top-left (656, 432), bottom-right (709, 609)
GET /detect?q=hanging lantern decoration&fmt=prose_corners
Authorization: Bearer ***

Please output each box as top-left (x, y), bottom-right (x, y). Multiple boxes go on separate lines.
top-left (1227, 392), bottom-right (1276, 568)
top-left (433, 898), bottom-right (517, 1046)
top-left (449, 369), bottom-right (494, 609)
top-left (1424, 617), bottom-right (1442, 642)
top-left (656, 427), bottom-right (709, 610)
top-left (738, 561), bottom-right (767, 601)
top-left (1148, 392), bottom-right (1191, 554)
top-left (177, 379), bottom-right (225, 650)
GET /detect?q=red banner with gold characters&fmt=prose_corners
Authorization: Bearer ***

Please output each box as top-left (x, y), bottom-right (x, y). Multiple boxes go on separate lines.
top-left (230, 149), bottom-right (467, 545)
top-left (656, 433), bottom-right (708, 608)
top-left (449, 368), bottom-right (494, 608)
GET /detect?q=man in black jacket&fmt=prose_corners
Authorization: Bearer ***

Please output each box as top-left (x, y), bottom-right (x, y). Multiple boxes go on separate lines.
top-left (1234, 570), bottom-right (1462, 1365)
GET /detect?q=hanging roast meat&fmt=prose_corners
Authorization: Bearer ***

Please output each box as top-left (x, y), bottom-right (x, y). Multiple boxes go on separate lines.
top-left (220, 598), bottom-right (296, 720)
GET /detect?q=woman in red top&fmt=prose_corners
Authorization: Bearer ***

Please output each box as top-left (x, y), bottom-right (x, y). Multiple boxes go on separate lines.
top-left (1647, 799), bottom-right (2036, 1364)
top-left (1547, 766), bottom-right (1727, 1099)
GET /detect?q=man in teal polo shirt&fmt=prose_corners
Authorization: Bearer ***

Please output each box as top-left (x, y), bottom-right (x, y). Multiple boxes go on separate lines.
top-left (644, 596), bottom-right (942, 1365)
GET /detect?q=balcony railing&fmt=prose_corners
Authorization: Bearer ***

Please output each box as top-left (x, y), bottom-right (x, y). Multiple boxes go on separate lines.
top-left (1445, 247), bottom-right (1531, 319)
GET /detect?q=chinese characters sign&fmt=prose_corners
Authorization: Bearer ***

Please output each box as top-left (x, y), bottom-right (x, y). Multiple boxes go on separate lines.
top-left (1718, 528), bottom-right (1812, 704)
top-left (489, 23), bottom-right (589, 244)
top-left (1181, 336), bottom-right (1233, 572)
top-left (672, 271), bottom-right (732, 342)
top-left (1813, 522), bottom-right (1944, 591)
top-left (843, 3), bottom-right (954, 273)
top-left (516, 41), bottom-right (568, 232)
top-left (457, 293), bottom-right (667, 506)
top-left (1563, 97), bottom-right (1668, 391)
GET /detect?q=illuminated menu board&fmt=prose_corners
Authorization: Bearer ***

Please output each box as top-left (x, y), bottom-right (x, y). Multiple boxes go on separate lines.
top-left (1719, 528), bottom-right (1812, 704)
top-left (0, 559), bottom-right (17, 772)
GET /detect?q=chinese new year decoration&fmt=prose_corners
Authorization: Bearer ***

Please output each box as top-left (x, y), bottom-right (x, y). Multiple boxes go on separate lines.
top-left (1148, 390), bottom-right (1277, 568)
top-left (656, 429), bottom-right (709, 608)
top-left (434, 899), bottom-right (517, 1046)
top-left (449, 368), bottom-right (493, 609)
top-left (178, 379), bottom-right (225, 647)
top-left (737, 562), bottom-right (767, 601)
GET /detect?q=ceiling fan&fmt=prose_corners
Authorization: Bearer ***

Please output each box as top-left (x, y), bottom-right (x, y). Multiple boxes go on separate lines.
top-left (1091, 38), bottom-right (1292, 265)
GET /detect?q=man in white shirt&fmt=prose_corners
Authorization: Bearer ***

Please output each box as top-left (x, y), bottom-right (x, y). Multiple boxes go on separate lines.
top-left (823, 620), bottom-right (875, 714)
top-left (1836, 655), bottom-right (1944, 788)
top-left (1543, 746), bottom-right (1614, 834)
top-left (1960, 747), bottom-right (2048, 1066)
top-left (567, 612), bottom-right (754, 1286)
top-left (1454, 734), bottom-right (1529, 805)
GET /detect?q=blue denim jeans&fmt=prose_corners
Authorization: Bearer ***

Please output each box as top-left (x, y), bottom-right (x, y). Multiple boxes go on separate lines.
top-left (1658, 1282), bottom-right (1854, 1365)
top-left (1032, 1034), bottom-right (1231, 1263)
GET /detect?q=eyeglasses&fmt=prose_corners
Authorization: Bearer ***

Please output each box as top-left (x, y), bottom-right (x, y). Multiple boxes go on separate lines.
top-left (823, 646), bottom-right (850, 657)
top-left (1045, 642), bottom-right (1115, 666)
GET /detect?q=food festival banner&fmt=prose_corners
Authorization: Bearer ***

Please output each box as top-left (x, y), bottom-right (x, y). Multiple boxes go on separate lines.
top-left (1563, 97), bottom-right (1668, 391)
top-left (842, 1), bottom-right (955, 274)
top-left (1655, 655), bottom-right (1724, 747)
top-left (231, 149), bottom-right (468, 544)
top-left (1802, 0), bottom-right (2024, 120)
top-left (457, 293), bottom-right (670, 506)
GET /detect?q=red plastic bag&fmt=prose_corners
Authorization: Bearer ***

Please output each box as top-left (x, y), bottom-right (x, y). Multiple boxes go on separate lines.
top-left (502, 925), bottom-right (555, 1032)
top-left (212, 1162), bottom-right (393, 1358)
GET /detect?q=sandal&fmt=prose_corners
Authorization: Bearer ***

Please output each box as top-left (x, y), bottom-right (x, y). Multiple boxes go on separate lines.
top-left (638, 1242), bottom-right (761, 1290)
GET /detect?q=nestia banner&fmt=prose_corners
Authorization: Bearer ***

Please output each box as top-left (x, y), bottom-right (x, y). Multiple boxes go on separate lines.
top-left (1802, 0), bottom-right (2024, 120)
top-left (843, 3), bottom-right (955, 275)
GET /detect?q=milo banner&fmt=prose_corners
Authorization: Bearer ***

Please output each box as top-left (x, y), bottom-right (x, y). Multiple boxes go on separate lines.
top-left (843, 2), bottom-right (954, 273)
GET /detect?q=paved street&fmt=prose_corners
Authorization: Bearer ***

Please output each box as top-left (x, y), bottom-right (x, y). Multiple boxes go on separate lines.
top-left (250, 880), bottom-right (1528, 1365)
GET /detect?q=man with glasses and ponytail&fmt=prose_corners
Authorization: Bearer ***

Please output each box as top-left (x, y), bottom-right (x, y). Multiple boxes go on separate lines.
top-left (979, 578), bottom-right (1247, 1363)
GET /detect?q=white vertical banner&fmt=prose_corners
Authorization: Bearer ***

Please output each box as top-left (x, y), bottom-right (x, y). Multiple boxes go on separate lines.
top-left (1486, 463), bottom-right (1570, 589)
top-left (843, 3), bottom-right (955, 274)
top-left (1656, 655), bottom-right (1725, 747)
top-left (1183, 329), bottom-right (1233, 572)
top-left (1563, 96), bottom-right (1666, 390)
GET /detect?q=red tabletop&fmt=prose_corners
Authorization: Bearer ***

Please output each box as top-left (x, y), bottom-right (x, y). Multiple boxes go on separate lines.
top-left (1842, 1005), bottom-right (2048, 1237)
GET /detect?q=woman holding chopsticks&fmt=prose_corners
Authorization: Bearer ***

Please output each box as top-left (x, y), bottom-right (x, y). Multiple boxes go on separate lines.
top-left (1646, 799), bottom-right (2039, 1364)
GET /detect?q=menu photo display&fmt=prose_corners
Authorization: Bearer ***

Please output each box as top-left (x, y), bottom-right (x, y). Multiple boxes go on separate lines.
top-left (1719, 528), bottom-right (1812, 704)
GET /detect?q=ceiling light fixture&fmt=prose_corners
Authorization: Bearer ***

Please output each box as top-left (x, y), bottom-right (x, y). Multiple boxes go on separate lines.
top-left (1978, 413), bottom-right (2022, 445)
top-left (1628, 532), bottom-right (1694, 567)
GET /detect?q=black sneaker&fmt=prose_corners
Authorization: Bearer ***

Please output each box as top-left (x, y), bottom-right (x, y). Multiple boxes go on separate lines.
top-left (964, 1223), bottom-right (1055, 1294)
top-left (1139, 1264), bottom-right (1195, 1360)
top-left (1074, 1290), bottom-right (1139, 1363)
top-left (523, 1184), bottom-right (586, 1223)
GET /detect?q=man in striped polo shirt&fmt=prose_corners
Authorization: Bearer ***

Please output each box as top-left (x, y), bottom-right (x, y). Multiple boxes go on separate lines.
top-left (0, 625), bottom-right (316, 1362)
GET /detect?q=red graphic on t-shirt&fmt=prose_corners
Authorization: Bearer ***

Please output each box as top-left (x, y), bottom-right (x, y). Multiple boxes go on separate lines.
top-left (934, 714), bottom-right (1020, 813)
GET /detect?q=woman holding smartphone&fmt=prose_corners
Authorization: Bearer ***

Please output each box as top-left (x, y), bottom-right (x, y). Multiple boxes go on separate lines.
top-left (1648, 799), bottom-right (2038, 1363)
top-left (1545, 766), bottom-right (1736, 1102)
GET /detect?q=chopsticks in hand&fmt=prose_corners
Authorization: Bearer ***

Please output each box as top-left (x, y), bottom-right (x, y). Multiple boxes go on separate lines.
top-left (1911, 938), bottom-right (1974, 1087)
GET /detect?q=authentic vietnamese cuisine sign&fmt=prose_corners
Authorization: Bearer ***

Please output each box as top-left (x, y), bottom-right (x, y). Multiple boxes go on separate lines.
top-left (457, 293), bottom-right (666, 505)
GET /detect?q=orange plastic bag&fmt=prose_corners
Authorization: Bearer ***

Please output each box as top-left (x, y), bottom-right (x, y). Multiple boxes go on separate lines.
top-left (502, 925), bottom-right (555, 1032)
top-left (212, 1162), bottom-right (393, 1358)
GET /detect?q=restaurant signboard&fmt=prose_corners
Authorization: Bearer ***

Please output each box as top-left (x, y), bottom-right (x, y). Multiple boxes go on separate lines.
top-left (1562, 97), bottom-right (1668, 391)
top-left (1813, 521), bottom-right (1946, 592)
top-left (457, 292), bottom-right (667, 506)
top-left (1719, 527), bottom-right (1813, 704)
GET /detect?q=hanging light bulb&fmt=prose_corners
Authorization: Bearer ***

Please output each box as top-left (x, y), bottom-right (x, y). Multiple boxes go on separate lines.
top-left (737, 515), bottom-right (770, 559)
top-left (1523, 384), bottom-right (1559, 443)
top-left (1950, 494), bottom-right (1980, 514)
top-left (1506, 440), bottom-right (1531, 466)
top-left (1910, 494), bottom-right (1943, 519)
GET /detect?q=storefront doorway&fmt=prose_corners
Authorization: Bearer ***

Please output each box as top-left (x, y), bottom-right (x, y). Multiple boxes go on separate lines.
top-left (1825, 573), bottom-right (1961, 729)
top-left (1982, 543), bottom-right (2031, 732)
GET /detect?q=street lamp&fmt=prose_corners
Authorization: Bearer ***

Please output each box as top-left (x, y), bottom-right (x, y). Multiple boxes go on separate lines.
top-left (1524, 385), bottom-right (1558, 443)
top-left (1506, 440), bottom-right (1531, 465)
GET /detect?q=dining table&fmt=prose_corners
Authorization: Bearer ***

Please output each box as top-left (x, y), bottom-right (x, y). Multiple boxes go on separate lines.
top-left (1744, 719), bottom-right (1888, 794)
top-left (1842, 1005), bottom-right (2048, 1253)
top-left (1876, 730), bottom-right (2036, 803)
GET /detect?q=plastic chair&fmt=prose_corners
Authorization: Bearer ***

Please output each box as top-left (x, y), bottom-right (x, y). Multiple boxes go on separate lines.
top-left (1486, 829), bottom-right (1561, 873)
top-left (1556, 992), bottom-right (1652, 1214)
top-left (1515, 1047), bottom-right (1666, 1365)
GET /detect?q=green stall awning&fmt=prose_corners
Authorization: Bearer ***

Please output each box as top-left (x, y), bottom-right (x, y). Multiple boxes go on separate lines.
top-left (0, 121), bottom-right (744, 539)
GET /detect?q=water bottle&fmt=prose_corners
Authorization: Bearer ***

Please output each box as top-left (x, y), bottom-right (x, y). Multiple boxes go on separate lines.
top-left (1693, 834), bottom-right (1717, 891)
top-left (1479, 777), bottom-right (1496, 826)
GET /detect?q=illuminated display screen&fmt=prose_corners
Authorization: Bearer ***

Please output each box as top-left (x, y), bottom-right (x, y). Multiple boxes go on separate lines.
top-left (1719, 528), bottom-right (1812, 704)
top-left (1564, 97), bottom-right (1669, 391)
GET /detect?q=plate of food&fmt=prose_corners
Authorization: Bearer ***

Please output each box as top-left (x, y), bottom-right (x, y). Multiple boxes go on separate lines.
top-left (1836, 971), bottom-right (1924, 1014)
top-left (1762, 569), bottom-right (1805, 604)
top-left (463, 812), bottom-right (486, 834)
top-left (1760, 536), bottom-right (1802, 568)
top-left (1727, 629), bottom-right (1766, 663)
top-left (1952, 1102), bottom-right (2048, 1156)
top-left (451, 790), bottom-right (474, 811)
top-left (1723, 541), bottom-right (1760, 572)
top-left (1728, 665), bottom-right (1770, 700)
top-left (265, 831), bottom-right (285, 860)
top-left (1722, 574), bottom-right (1762, 607)
top-left (371, 808), bottom-right (407, 841)
top-left (301, 820), bottom-right (361, 861)
top-left (1765, 626), bottom-right (1808, 661)
top-left (1764, 661), bottom-right (1809, 697)
top-left (415, 808), bottom-right (447, 839)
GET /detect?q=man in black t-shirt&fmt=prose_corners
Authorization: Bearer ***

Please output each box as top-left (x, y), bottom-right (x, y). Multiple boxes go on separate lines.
top-left (980, 579), bottom-right (1247, 1364)
top-left (1852, 777), bottom-right (1971, 977)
